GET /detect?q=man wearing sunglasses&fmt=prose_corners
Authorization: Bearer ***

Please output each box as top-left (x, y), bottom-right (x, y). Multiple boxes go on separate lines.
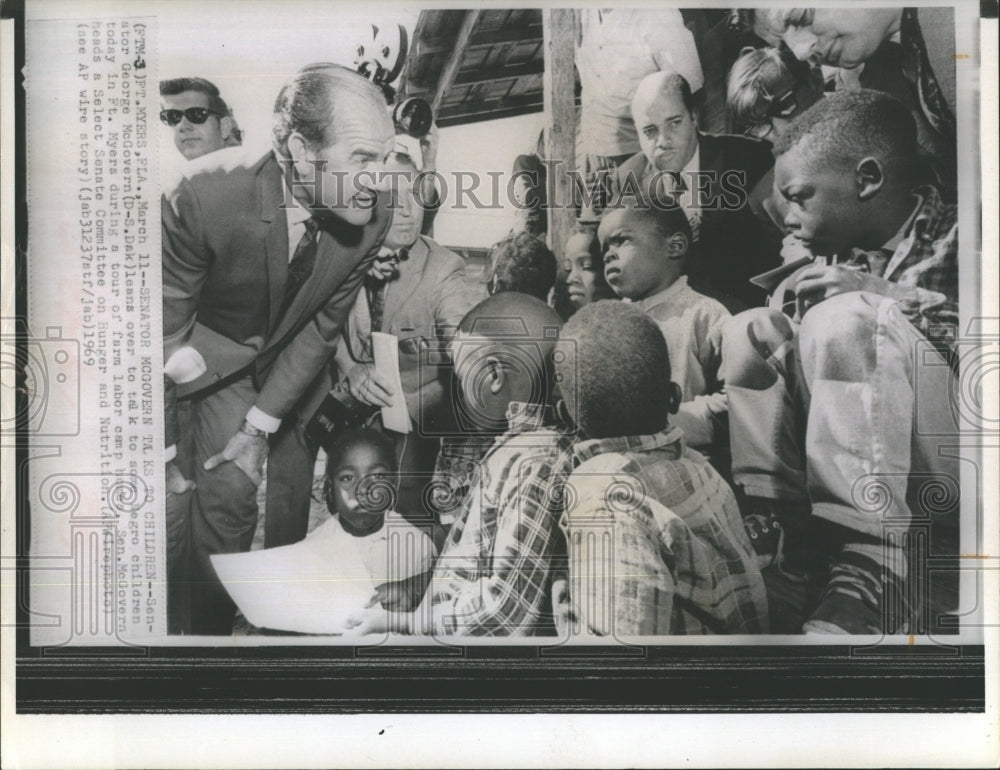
top-left (162, 63), bottom-right (395, 634)
top-left (159, 77), bottom-right (241, 161)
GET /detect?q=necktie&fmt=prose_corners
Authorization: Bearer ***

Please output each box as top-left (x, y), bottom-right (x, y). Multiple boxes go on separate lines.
top-left (365, 274), bottom-right (388, 335)
top-left (281, 218), bottom-right (319, 319)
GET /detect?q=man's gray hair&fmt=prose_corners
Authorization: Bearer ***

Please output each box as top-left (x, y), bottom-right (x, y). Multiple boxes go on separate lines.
top-left (271, 63), bottom-right (386, 158)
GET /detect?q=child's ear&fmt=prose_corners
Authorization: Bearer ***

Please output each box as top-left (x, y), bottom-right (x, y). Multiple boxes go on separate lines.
top-left (486, 355), bottom-right (505, 394)
top-left (555, 398), bottom-right (576, 430)
top-left (666, 381), bottom-right (683, 414)
top-left (855, 157), bottom-right (885, 201)
top-left (666, 232), bottom-right (688, 261)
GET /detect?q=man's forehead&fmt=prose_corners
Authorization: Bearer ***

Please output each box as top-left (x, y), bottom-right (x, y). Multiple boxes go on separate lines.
top-left (163, 90), bottom-right (209, 107)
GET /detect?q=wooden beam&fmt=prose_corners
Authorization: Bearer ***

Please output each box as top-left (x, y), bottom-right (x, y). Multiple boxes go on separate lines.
top-left (432, 10), bottom-right (480, 113)
top-left (453, 60), bottom-right (544, 86)
top-left (542, 8), bottom-right (578, 261)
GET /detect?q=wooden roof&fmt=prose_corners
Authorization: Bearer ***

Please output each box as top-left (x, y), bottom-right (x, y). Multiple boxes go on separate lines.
top-left (400, 9), bottom-right (578, 127)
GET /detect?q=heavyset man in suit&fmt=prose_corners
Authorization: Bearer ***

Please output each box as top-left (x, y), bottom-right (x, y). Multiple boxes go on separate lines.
top-left (162, 63), bottom-right (396, 634)
top-left (610, 71), bottom-right (777, 310)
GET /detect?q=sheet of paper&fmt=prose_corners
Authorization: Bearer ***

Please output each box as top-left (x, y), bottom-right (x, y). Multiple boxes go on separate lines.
top-left (211, 528), bottom-right (377, 634)
top-left (372, 331), bottom-right (411, 434)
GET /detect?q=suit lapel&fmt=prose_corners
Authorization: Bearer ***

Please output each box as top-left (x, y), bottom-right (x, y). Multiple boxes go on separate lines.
top-left (259, 157), bottom-right (290, 334)
top-left (696, 134), bottom-right (723, 209)
top-left (382, 237), bottom-right (429, 332)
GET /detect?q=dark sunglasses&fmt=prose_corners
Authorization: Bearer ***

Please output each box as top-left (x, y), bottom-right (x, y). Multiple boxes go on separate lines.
top-left (159, 107), bottom-right (223, 127)
top-left (744, 90), bottom-right (799, 139)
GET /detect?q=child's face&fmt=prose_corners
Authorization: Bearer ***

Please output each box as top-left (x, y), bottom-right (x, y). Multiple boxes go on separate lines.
top-left (775, 146), bottom-right (864, 257)
top-left (563, 233), bottom-right (601, 310)
top-left (598, 209), bottom-right (679, 301)
top-left (329, 442), bottom-right (395, 526)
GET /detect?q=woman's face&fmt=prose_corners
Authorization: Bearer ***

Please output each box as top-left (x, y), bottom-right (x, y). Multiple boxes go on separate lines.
top-left (563, 233), bottom-right (601, 309)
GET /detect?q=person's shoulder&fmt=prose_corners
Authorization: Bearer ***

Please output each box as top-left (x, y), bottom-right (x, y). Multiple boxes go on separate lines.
top-left (701, 132), bottom-right (773, 165)
top-left (615, 151), bottom-right (648, 180)
top-left (162, 146), bottom-right (272, 199)
top-left (419, 236), bottom-right (465, 270)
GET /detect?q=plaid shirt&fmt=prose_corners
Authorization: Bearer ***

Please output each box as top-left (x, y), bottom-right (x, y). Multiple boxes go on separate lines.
top-left (840, 185), bottom-right (958, 361)
top-left (427, 402), bottom-right (576, 636)
top-left (560, 426), bottom-right (768, 635)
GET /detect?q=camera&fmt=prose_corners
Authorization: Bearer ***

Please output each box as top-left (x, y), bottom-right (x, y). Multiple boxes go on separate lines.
top-left (2, 323), bottom-right (80, 436)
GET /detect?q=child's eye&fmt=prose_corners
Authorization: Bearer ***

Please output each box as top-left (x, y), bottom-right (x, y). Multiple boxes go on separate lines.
top-left (338, 473), bottom-right (354, 483)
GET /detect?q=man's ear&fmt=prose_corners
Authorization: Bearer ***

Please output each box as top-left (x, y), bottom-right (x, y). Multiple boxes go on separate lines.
top-left (855, 156), bottom-right (885, 201)
top-left (666, 232), bottom-right (688, 261)
top-left (485, 356), bottom-right (505, 394)
top-left (286, 131), bottom-right (312, 175)
top-left (666, 381), bottom-right (682, 414)
top-left (219, 115), bottom-right (234, 142)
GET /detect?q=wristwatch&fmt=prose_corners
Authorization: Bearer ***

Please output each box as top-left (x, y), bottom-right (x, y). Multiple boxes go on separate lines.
top-left (238, 420), bottom-right (268, 438)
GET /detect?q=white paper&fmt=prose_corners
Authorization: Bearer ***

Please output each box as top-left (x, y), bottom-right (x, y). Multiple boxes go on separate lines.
top-left (211, 530), bottom-right (377, 634)
top-left (372, 331), bottom-right (411, 434)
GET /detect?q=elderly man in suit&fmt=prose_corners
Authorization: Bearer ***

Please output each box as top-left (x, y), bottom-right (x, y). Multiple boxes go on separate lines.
top-left (162, 63), bottom-right (396, 634)
top-left (329, 149), bottom-right (486, 528)
top-left (610, 71), bottom-right (777, 310)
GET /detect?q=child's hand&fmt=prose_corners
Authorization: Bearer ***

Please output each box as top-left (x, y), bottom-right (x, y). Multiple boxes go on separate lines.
top-left (367, 582), bottom-right (411, 612)
top-left (780, 234), bottom-right (815, 265)
top-left (793, 264), bottom-right (896, 306)
top-left (344, 607), bottom-right (389, 635)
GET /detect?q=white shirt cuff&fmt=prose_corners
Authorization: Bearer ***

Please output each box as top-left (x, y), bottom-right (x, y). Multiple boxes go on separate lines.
top-left (245, 406), bottom-right (281, 434)
top-left (164, 346), bottom-right (207, 384)
top-left (164, 444), bottom-right (177, 463)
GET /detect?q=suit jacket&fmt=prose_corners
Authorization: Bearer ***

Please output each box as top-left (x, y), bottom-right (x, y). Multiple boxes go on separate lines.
top-left (612, 132), bottom-right (777, 309)
top-left (334, 235), bottom-right (486, 432)
top-left (162, 148), bottom-right (392, 420)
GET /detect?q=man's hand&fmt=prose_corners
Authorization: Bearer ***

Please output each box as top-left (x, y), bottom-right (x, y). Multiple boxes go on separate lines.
top-left (203, 425), bottom-right (269, 486)
top-left (794, 264), bottom-right (896, 308)
top-left (165, 459), bottom-right (196, 496)
top-left (346, 362), bottom-right (395, 408)
top-left (367, 253), bottom-right (399, 282)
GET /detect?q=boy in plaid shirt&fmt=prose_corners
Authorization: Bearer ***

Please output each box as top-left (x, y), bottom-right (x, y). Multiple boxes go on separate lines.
top-left (722, 89), bottom-right (959, 634)
top-left (347, 293), bottom-right (574, 637)
top-left (556, 301), bottom-right (768, 636)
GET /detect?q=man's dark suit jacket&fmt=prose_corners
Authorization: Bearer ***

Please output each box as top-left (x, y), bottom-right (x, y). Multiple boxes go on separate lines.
top-left (162, 148), bottom-right (392, 426)
top-left (612, 132), bottom-right (777, 309)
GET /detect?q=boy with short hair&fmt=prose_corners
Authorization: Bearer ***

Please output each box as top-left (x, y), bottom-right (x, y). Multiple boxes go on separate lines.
top-left (348, 293), bottom-right (574, 636)
top-left (598, 200), bottom-right (729, 461)
top-left (556, 301), bottom-right (768, 635)
top-left (722, 89), bottom-right (959, 634)
top-left (486, 231), bottom-right (557, 301)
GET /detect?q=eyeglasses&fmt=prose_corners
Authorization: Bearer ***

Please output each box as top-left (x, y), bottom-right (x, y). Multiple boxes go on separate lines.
top-left (159, 107), bottom-right (223, 127)
top-left (743, 90), bottom-right (799, 140)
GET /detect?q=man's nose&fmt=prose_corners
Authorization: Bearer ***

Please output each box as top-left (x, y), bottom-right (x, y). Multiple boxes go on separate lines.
top-left (782, 210), bottom-right (801, 231)
top-left (369, 159), bottom-right (391, 192)
top-left (783, 28), bottom-right (817, 62)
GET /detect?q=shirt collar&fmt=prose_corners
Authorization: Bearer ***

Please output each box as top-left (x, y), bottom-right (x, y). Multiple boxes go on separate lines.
top-left (634, 275), bottom-right (689, 312)
top-left (573, 425), bottom-right (685, 464)
top-left (881, 193), bottom-right (924, 252)
top-left (284, 195), bottom-right (312, 227)
top-left (505, 401), bottom-right (557, 434)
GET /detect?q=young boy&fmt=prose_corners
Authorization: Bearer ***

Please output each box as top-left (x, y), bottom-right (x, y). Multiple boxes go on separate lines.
top-left (555, 301), bottom-right (768, 635)
top-left (486, 231), bottom-right (557, 301)
top-left (598, 200), bottom-right (729, 461)
top-left (311, 428), bottom-right (436, 612)
top-left (722, 89), bottom-right (959, 633)
top-left (347, 292), bottom-right (575, 636)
